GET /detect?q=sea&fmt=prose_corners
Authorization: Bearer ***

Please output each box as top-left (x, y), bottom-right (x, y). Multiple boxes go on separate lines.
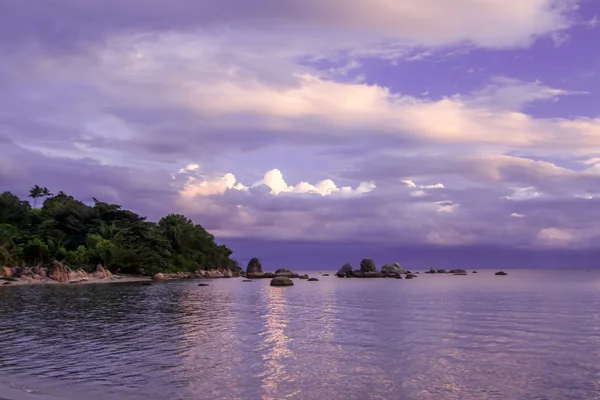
top-left (1, 269), bottom-right (600, 400)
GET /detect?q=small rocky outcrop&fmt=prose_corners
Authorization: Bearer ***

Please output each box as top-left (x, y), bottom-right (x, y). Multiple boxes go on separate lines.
top-left (152, 273), bottom-right (168, 281)
top-left (360, 259), bottom-right (377, 273)
top-left (395, 275), bottom-right (402, 279)
top-left (198, 283), bottom-right (210, 286)
top-left (322, 274), bottom-right (329, 276)
top-left (48, 261), bottom-right (70, 283)
top-left (270, 276), bottom-right (294, 287)
top-left (299, 274), bottom-right (309, 279)
top-left (246, 258), bottom-right (265, 279)
top-left (425, 268), bottom-right (437, 274)
top-left (336, 263), bottom-right (354, 277)
top-left (308, 278), bottom-right (319, 281)
top-left (405, 274), bottom-right (417, 279)
top-left (472, 271), bottom-right (478, 273)
top-left (495, 271), bottom-right (508, 276)
top-left (449, 269), bottom-right (467, 274)
top-left (264, 272), bottom-right (275, 278)
top-left (274, 269), bottom-right (299, 278)
top-left (437, 269), bottom-right (448, 274)
top-left (381, 262), bottom-right (406, 277)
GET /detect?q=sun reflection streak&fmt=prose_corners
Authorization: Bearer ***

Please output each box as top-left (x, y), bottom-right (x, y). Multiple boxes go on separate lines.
top-left (260, 286), bottom-right (299, 400)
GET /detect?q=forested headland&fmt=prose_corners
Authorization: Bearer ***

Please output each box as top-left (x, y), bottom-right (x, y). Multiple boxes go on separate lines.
top-left (0, 186), bottom-right (239, 276)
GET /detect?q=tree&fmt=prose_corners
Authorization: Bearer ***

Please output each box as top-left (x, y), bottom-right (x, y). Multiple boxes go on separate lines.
top-left (29, 185), bottom-right (43, 208)
top-left (0, 192), bottom-right (31, 228)
top-left (0, 224), bottom-right (18, 266)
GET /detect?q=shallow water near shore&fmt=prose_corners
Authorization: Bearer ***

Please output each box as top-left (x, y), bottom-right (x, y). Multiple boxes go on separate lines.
top-left (2, 269), bottom-right (600, 399)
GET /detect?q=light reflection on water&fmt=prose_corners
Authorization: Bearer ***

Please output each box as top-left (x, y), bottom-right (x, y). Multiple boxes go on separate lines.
top-left (1, 270), bottom-right (600, 399)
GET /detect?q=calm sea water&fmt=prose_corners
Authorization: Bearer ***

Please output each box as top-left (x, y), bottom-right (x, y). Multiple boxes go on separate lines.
top-left (1, 269), bottom-right (600, 400)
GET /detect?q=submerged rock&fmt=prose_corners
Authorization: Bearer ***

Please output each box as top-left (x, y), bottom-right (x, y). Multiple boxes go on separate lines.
top-left (246, 258), bottom-right (264, 279)
top-left (242, 280), bottom-right (252, 282)
top-left (449, 269), bottom-right (467, 274)
top-left (495, 271), bottom-right (508, 276)
top-left (308, 278), bottom-right (319, 282)
top-left (198, 283), bottom-right (210, 286)
top-left (473, 271), bottom-right (478, 273)
top-left (322, 274), bottom-right (329, 276)
top-left (336, 263), bottom-right (354, 277)
top-left (270, 276), bottom-right (294, 287)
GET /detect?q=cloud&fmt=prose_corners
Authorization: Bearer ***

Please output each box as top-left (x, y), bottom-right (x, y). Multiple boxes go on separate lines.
top-left (180, 168), bottom-right (375, 198)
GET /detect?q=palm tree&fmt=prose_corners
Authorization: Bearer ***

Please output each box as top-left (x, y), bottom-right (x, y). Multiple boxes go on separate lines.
top-left (41, 187), bottom-right (53, 199)
top-left (29, 185), bottom-right (43, 208)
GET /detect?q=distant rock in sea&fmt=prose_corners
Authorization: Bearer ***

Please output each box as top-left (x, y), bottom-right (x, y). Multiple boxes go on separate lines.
top-left (246, 258), bottom-right (265, 279)
top-left (308, 278), bottom-right (319, 282)
top-left (381, 262), bottom-right (406, 278)
top-left (274, 269), bottom-right (299, 278)
top-left (495, 271), bottom-right (508, 276)
top-left (198, 283), bottom-right (210, 286)
top-left (360, 259), bottom-right (377, 273)
top-left (322, 274), bottom-right (329, 277)
top-left (336, 263), bottom-right (354, 277)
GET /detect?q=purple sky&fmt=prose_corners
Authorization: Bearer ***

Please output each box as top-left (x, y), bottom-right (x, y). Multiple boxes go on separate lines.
top-left (2, 0), bottom-right (600, 269)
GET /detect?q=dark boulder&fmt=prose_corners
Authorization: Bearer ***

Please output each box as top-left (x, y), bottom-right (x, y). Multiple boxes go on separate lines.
top-left (381, 262), bottom-right (406, 277)
top-left (449, 269), bottom-right (467, 274)
top-left (308, 278), bottom-right (319, 282)
top-left (405, 274), bottom-right (417, 279)
top-left (270, 276), bottom-right (294, 286)
top-left (472, 271), bottom-right (478, 273)
top-left (322, 274), bottom-right (329, 276)
top-left (336, 263), bottom-right (354, 277)
top-left (198, 283), bottom-right (210, 286)
top-left (242, 280), bottom-right (252, 282)
top-left (437, 269), bottom-right (448, 274)
top-left (362, 271), bottom-right (384, 278)
top-left (495, 271), bottom-right (508, 276)
top-left (246, 258), bottom-right (264, 279)
top-left (299, 274), bottom-right (309, 279)
top-left (360, 259), bottom-right (377, 273)
top-left (425, 268), bottom-right (437, 274)
top-left (274, 268), bottom-right (299, 278)
top-left (264, 272), bottom-right (275, 278)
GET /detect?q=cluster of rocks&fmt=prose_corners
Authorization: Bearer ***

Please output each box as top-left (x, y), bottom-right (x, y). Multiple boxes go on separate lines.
top-left (335, 259), bottom-right (416, 279)
top-left (0, 262), bottom-right (113, 284)
top-left (152, 268), bottom-right (242, 281)
top-left (244, 258), bottom-right (316, 286)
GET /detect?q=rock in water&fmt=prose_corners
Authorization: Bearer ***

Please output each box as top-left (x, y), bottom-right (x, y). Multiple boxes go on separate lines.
top-left (308, 278), bottom-right (319, 281)
top-left (246, 258), bottom-right (264, 279)
top-left (48, 261), bottom-right (70, 283)
top-left (472, 271), bottom-right (478, 273)
top-left (274, 269), bottom-right (299, 278)
top-left (360, 259), bottom-right (377, 273)
top-left (449, 269), bottom-right (467, 274)
top-left (495, 271), bottom-right (508, 276)
top-left (152, 273), bottom-right (167, 281)
top-left (270, 276), bottom-right (294, 286)
top-left (198, 283), bottom-right (210, 286)
top-left (381, 262), bottom-right (406, 277)
top-left (336, 263), bottom-right (354, 277)
top-left (299, 274), bottom-right (309, 279)
top-left (264, 272), bottom-right (275, 278)
top-left (242, 280), bottom-right (252, 282)
top-left (405, 274), bottom-right (417, 279)
top-left (322, 274), bottom-right (329, 276)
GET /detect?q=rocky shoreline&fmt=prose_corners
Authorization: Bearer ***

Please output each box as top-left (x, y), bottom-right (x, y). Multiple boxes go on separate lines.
top-left (1, 257), bottom-right (508, 288)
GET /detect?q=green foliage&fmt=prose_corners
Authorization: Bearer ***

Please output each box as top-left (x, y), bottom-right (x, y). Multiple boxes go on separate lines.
top-left (0, 188), bottom-right (236, 275)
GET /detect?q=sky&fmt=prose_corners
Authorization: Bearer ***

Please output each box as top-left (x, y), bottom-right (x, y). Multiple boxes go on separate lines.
top-left (1, 0), bottom-right (600, 269)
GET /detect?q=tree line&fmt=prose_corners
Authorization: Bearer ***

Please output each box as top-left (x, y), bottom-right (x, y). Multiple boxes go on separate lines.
top-left (0, 187), bottom-right (239, 275)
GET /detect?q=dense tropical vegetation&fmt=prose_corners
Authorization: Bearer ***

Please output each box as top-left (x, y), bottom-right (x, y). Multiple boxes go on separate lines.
top-left (0, 188), bottom-right (239, 275)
